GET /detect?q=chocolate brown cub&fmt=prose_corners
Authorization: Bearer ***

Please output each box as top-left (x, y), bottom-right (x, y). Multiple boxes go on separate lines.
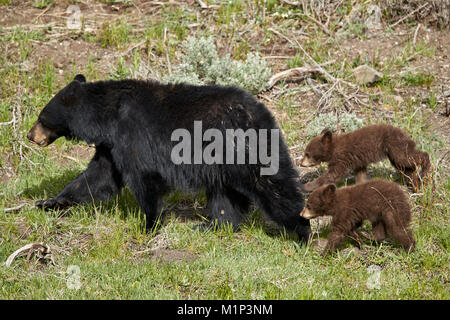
top-left (299, 124), bottom-right (430, 192)
top-left (301, 179), bottom-right (415, 255)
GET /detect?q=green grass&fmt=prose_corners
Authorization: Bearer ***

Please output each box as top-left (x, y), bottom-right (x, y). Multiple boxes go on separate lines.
top-left (98, 19), bottom-right (131, 49)
top-left (33, 0), bottom-right (54, 9)
top-left (0, 1), bottom-right (448, 300)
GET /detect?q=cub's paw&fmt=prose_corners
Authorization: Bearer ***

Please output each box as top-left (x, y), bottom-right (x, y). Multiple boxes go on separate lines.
top-left (312, 239), bottom-right (328, 250)
top-left (301, 182), bottom-right (318, 193)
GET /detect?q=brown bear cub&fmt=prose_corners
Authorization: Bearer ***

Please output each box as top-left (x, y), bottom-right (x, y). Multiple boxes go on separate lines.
top-left (299, 124), bottom-right (430, 192)
top-left (300, 179), bottom-right (415, 255)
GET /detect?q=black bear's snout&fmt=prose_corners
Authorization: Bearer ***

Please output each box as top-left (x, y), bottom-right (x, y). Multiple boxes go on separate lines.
top-left (27, 121), bottom-right (58, 147)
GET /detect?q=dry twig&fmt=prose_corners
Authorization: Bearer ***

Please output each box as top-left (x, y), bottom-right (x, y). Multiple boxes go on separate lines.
top-left (5, 243), bottom-right (54, 267)
top-left (266, 64), bottom-right (332, 89)
top-left (4, 203), bottom-right (30, 213)
top-left (389, 3), bottom-right (430, 28)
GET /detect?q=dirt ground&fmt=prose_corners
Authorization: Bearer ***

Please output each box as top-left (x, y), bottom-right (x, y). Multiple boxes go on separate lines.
top-left (0, 0), bottom-right (448, 183)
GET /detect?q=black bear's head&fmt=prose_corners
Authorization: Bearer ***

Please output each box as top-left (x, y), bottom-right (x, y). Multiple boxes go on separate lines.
top-left (27, 74), bottom-right (86, 147)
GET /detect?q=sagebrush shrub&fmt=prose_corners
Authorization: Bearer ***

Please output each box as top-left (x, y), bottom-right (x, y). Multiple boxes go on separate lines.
top-left (163, 36), bottom-right (271, 94)
top-left (306, 112), bottom-right (364, 138)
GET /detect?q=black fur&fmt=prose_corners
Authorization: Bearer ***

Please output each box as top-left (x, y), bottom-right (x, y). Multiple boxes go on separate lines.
top-left (32, 75), bottom-right (310, 242)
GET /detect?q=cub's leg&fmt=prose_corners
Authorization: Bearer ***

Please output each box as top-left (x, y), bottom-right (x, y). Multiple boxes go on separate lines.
top-left (323, 231), bottom-right (347, 256)
top-left (354, 167), bottom-right (368, 184)
top-left (302, 164), bottom-right (348, 192)
top-left (382, 210), bottom-right (415, 252)
top-left (372, 221), bottom-right (387, 242)
top-left (386, 139), bottom-right (429, 190)
top-left (348, 221), bottom-right (364, 247)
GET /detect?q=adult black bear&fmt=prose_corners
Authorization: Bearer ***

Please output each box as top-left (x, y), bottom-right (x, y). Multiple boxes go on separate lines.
top-left (27, 75), bottom-right (310, 242)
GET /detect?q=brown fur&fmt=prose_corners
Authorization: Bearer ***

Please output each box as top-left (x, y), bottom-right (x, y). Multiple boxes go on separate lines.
top-left (300, 180), bottom-right (415, 255)
top-left (299, 124), bottom-right (430, 192)
top-left (27, 120), bottom-right (58, 147)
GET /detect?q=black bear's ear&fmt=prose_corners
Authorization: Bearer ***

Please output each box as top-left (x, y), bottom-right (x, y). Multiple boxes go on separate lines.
top-left (321, 129), bottom-right (332, 144)
top-left (63, 80), bottom-right (82, 106)
top-left (321, 184), bottom-right (336, 199)
top-left (73, 74), bottom-right (86, 83)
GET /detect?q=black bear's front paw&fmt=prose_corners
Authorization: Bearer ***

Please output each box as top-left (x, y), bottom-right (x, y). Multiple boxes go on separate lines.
top-left (35, 198), bottom-right (70, 210)
top-left (35, 198), bottom-right (56, 210)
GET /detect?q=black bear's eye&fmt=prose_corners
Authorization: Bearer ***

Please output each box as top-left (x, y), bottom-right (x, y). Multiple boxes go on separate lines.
top-left (304, 152), bottom-right (310, 158)
top-left (39, 118), bottom-right (48, 128)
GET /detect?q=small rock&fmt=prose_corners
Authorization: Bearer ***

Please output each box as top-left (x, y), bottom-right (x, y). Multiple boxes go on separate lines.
top-left (393, 95), bottom-right (404, 105)
top-left (341, 247), bottom-right (360, 256)
top-left (347, 4), bottom-right (362, 24)
top-left (353, 65), bottom-right (383, 85)
top-left (381, 104), bottom-right (395, 112)
top-left (366, 5), bottom-right (382, 30)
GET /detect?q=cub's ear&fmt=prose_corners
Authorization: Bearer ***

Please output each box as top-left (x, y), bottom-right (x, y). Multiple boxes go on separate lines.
top-left (321, 184), bottom-right (336, 199)
top-left (321, 129), bottom-right (332, 144)
top-left (73, 74), bottom-right (86, 83)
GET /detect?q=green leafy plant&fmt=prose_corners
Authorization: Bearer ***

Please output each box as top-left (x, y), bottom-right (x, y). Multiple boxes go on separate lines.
top-left (163, 36), bottom-right (271, 94)
top-left (306, 112), bottom-right (364, 138)
top-left (33, 0), bottom-right (54, 9)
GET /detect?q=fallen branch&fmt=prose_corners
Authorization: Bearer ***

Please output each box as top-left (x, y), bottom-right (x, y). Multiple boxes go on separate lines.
top-left (196, 0), bottom-right (219, 9)
top-left (120, 40), bottom-right (146, 57)
top-left (268, 28), bottom-right (349, 87)
top-left (5, 243), bottom-right (54, 267)
top-left (0, 119), bottom-right (14, 126)
top-left (306, 77), bottom-right (324, 97)
top-left (34, 5), bottom-right (52, 22)
top-left (301, 14), bottom-right (332, 36)
top-left (266, 60), bottom-right (335, 89)
top-left (389, 3), bottom-right (430, 28)
top-left (4, 203), bottom-right (31, 213)
top-left (413, 23), bottom-right (421, 47)
top-left (267, 66), bottom-right (323, 89)
top-left (280, 0), bottom-right (301, 6)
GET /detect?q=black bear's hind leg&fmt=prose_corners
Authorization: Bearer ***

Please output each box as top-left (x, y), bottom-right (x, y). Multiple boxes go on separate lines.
top-left (36, 146), bottom-right (123, 210)
top-left (196, 187), bottom-right (250, 232)
top-left (127, 171), bottom-right (169, 232)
